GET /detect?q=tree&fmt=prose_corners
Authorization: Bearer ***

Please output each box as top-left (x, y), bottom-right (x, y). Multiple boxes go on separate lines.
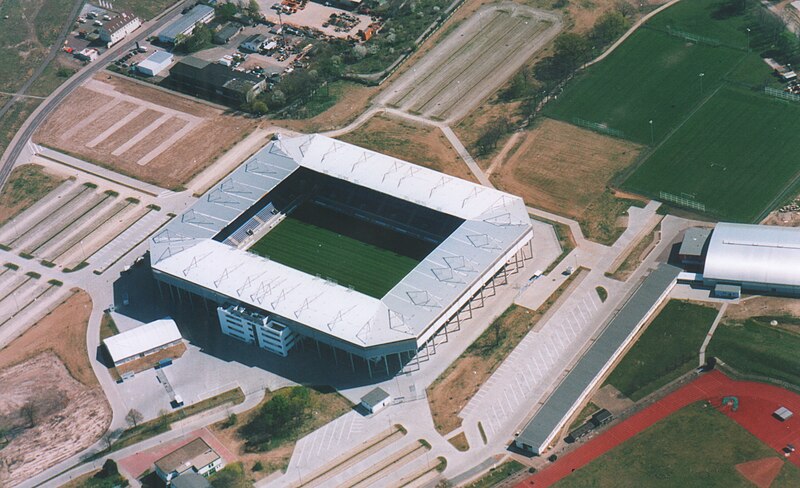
top-left (589, 11), bottom-right (629, 47)
top-left (553, 33), bottom-right (591, 71)
top-left (249, 0), bottom-right (261, 20)
top-left (210, 462), bottom-right (251, 488)
top-left (96, 459), bottom-right (119, 478)
top-left (180, 23), bottom-right (213, 53)
top-left (216, 2), bottom-right (238, 21)
top-left (125, 408), bottom-right (144, 428)
top-left (20, 401), bottom-right (37, 428)
top-left (101, 428), bottom-right (122, 450)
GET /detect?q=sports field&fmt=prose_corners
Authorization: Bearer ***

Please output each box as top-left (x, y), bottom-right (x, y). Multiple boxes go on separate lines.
top-left (624, 87), bottom-right (800, 221)
top-left (605, 300), bottom-right (719, 402)
top-left (249, 203), bottom-right (436, 298)
top-left (543, 27), bottom-right (745, 145)
top-left (553, 402), bottom-right (800, 487)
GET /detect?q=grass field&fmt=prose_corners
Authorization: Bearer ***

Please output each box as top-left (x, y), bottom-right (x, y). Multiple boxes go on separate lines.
top-left (605, 300), bottom-right (719, 402)
top-left (709, 318), bottom-right (800, 388)
top-left (249, 203), bottom-right (435, 298)
top-left (624, 86), bottom-right (800, 221)
top-left (554, 402), bottom-right (800, 487)
top-left (543, 27), bottom-right (745, 145)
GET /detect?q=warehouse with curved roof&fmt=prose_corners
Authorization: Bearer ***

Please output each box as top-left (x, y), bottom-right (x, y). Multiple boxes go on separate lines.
top-left (703, 222), bottom-right (800, 296)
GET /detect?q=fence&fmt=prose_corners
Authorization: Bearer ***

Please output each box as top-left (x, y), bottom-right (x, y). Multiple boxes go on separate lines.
top-left (572, 117), bottom-right (625, 138)
top-left (665, 25), bottom-right (722, 47)
top-left (764, 86), bottom-right (800, 102)
top-left (659, 191), bottom-right (706, 212)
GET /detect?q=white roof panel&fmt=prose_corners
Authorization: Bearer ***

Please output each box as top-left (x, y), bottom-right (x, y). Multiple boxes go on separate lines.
top-left (103, 318), bottom-right (182, 362)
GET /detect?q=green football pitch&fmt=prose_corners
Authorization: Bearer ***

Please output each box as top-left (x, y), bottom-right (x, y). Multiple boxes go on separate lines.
top-left (543, 27), bottom-right (746, 145)
top-left (248, 203), bottom-right (437, 298)
top-left (623, 86), bottom-right (800, 222)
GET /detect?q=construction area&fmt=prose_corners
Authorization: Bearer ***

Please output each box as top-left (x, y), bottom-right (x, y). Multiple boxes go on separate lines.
top-left (0, 173), bottom-right (166, 271)
top-left (33, 75), bottom-right (257, 189)
top-left (379, 3), bottom-right (560, 121)
top-left (258, 0), bottom-right (376, 41)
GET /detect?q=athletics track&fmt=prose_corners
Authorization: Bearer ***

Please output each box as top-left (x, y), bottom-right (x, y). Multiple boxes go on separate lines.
top-left (517, 370), bottom-right (800, 487)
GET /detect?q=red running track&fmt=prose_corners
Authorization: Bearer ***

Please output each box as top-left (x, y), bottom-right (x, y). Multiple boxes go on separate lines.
top-left (517, 371), bottom-right (800, 487)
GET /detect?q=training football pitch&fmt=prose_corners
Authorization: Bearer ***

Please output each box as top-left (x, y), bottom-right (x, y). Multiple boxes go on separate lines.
top-left (543, 28), bottom-right (746, 145)
top-left (248, 203), bottom-right (434, 298)
top-left (623, 87), bottom-right (800, 222)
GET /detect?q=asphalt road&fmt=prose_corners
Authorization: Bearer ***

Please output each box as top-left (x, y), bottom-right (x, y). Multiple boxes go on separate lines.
top-left (0, 0), bottom-right (189, 190)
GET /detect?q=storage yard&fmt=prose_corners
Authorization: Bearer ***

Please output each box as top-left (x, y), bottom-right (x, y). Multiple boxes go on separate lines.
top-left (380, 3), bottom-right (560, 121)
top-left (33, 75), bottom-right (257, 189)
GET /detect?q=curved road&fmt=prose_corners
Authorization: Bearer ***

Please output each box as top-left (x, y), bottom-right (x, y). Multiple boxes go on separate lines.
top-left (0, 0), bottom-right (188, 189)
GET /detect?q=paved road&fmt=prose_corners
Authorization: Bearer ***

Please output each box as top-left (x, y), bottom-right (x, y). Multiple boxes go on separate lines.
top-left (0, 0), bottom-right (188, 188)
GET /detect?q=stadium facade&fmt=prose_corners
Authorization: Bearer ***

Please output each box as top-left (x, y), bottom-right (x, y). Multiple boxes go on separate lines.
top-left (150, 134), bottom-right (533, 374)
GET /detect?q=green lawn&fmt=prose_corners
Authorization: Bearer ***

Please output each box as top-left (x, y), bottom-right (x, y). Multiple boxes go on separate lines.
top-left (554, 402), bottom-right (800, 487)
top-left (249, 204), bottom-right (432, 298)
top-left (709, 319), bottom-right (800, 388)
top-left (543, 27), bottom-right (745, 145)
top-left (623, 86), bottom-right (800, 221)
top-left (605, 300), bottom-right (719, 401)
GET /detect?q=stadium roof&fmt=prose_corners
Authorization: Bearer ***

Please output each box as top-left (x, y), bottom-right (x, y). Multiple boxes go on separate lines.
top-left (704, 223), bottom-right (800, 288)
top-left (103, 318), bottom-right (181, 363)
top-left (150, 134), bottom-right (531, 351)
top-left (515, 264), bottom-right (680, 454)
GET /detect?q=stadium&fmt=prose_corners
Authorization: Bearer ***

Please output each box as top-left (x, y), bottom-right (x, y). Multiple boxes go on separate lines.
top-left (149, 134), bottom-right (533, 375)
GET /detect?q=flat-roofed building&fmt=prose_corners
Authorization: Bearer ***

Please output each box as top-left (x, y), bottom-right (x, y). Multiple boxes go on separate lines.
top-left (137, 50), bottom-right (174, 76)
top-left (168, 56), bottom-right (266, 104)
top-left (103, 318), bottom-right (182, 366)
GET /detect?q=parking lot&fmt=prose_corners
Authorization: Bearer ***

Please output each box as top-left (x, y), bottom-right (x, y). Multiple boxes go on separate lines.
top-left (460, 277), bottom-right (613, 441)
top-left (258, 0), bottom-right (375, 40)
top-left (0, 176), bottom-right (161, 269)
top-left (380, 3), bottom-right (560, 121)
top-left (0, 266), bottom-right (73, 348)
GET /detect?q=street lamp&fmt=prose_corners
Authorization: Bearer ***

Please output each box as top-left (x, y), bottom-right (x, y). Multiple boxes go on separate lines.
top-left (699, 72), bottom-right (705, 95)
top-left (746, 27), bottom-right (751, 51)
top-left (649, 119), bottom-right (654, 146)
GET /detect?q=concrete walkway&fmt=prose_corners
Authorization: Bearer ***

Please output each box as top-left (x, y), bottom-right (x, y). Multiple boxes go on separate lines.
top-left (699, 303), bottom-right (728, 366)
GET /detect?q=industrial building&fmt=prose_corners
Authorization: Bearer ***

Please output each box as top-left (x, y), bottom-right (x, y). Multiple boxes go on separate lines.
top-left (99, 11), bottom-right (141, 46)
top-left (137, 50), bottom-right (174, 77)
top-left (158, 4), bottom-right (215, 44)
top-left (150, 134), bottom-right (533, 377)
top-left (103, 318), bottom-right (182, 366)
top-left (168, 56), bottom-right (266, 104)
top-left (679, 222), bottom-right (800, 298)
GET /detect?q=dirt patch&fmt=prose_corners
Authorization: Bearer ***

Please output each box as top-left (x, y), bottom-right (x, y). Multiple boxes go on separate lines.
top-left (0, 164), bottom-right (64, 227)
top-left (447, 432), bottom-right (470, 452)
top-left (336, 114), bottom-right (478, 183)
top-left (0, 352), bottom-right (111, 486)
top-left (735, 457), bottom-right (785, 488)
top-left (491, 118), bottom-right (644, 244)
top-left (34, 76), bottom-right (258, 190)
top-left (453, 99), bottom-right (524, 169)
top-left (0, 290), bottom-right (94, 386)
top-left (725, 297), bottom-right (800, 324)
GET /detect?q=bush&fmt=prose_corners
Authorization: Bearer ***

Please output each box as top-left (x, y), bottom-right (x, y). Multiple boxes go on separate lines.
top-left (252, 461), bottom-right (264, 472)
top-left (238, 387), bottom-right (312, 450)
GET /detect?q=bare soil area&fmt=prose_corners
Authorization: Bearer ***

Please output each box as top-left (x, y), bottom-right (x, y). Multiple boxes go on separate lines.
top-left (0, 164), bottom-right (64, 227)
top-left (34, 76), bottom-right (258, 190)
top-left (0, 290), bottom-right (94, 385)
top-left (0, 352), bottom-right (111, 487)
top-left (337, 114), bottom-right (478, 183)
top-left (725, 297), bottom-right (800, 331)
top-left (491, 118), bottom-right (644, 244)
